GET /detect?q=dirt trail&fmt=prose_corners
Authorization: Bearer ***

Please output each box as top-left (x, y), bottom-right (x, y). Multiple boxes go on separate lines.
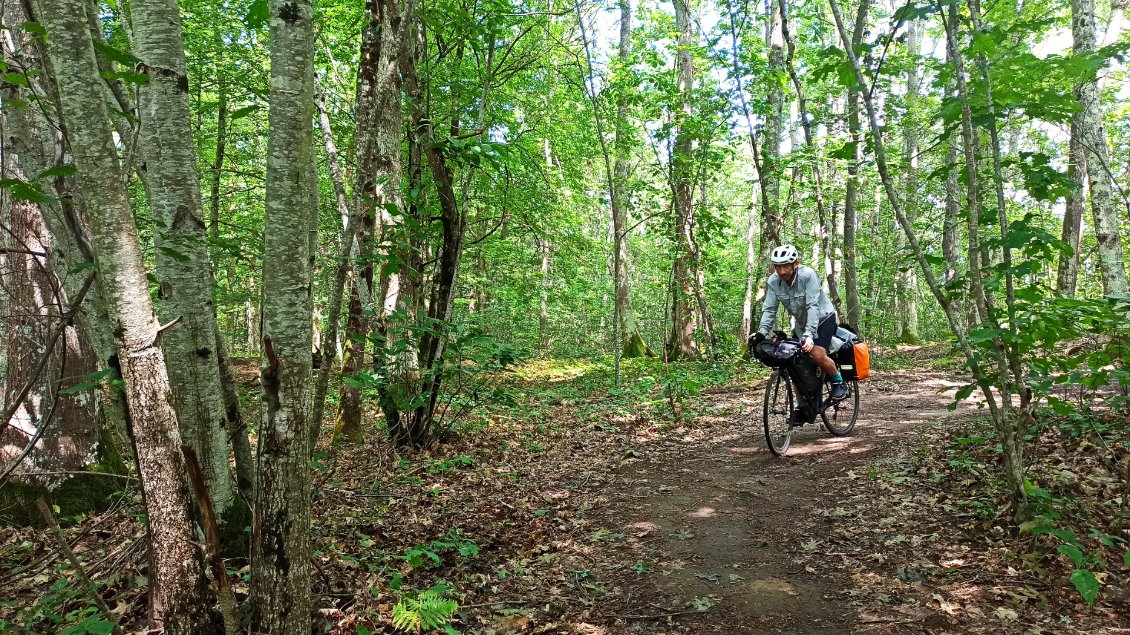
top-left (594, 368), bottom-right (978, 634)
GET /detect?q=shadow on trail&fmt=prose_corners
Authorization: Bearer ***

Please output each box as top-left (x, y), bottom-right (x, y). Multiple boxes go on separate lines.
top-left (596, 370), bottom-right (979, 634)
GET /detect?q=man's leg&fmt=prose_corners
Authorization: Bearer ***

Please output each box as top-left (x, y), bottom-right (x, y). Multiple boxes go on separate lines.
top-left (812, 315), bottom-right (848, 399)
top-left (809, 346), bottom-right (838, 377)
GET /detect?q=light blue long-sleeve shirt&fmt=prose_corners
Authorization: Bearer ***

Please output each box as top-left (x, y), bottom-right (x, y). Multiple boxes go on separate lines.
top-left (756, 264), bottom-right (836, 340)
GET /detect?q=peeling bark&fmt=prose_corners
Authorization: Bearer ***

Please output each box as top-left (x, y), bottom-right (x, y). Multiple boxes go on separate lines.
top-left (842, 0), bottom-right (869, 329)
top-left (251, 0), bottom-right (316, 632)
top-left (1072, 0), bottom-right (1129, 295)
top-left (32, 0), bottom-right (219, 629)
top-left (129, 0), bottom-right (248, 544)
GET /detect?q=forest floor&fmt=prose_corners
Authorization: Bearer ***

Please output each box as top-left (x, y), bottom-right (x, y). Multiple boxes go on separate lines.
top-left (2, 345), bottom-right (1130, 634)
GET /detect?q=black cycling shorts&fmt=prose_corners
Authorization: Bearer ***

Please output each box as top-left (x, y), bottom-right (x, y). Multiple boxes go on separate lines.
top-left (813, 314), bottom-right (837, 350)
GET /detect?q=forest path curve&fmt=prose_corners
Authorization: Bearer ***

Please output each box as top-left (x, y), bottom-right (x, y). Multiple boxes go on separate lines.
top-left (590, 366), bottom-right (979, 634)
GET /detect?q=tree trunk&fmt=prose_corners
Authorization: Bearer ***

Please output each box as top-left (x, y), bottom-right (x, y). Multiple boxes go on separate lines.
top-left (842, 0), bottom-right (869, 329)
top-left (0, 154), bottom-right (125, 525)
top-left (310, 77), bottom-right (370, 447)
top-left (1057, 122), bottom-right (1086, 298)
top-left (251, 0), bottom-right (316, 632)
top-left (967, 0), bottom-right (1031, 516)
top-left (334, 274), bottom-right (369, 442)
top-left (724, 0), bottom-right (766, 348)
top-left (740, 198), bottom-right (757, 345)
top-left (368, 0), bottom-right (413, 400)
top-left (334, 67), bottom-right (376, 443)
top-left (778, 0), bottom-right (838, 313)
top-left (537, 238), bottom-right (551, 351)
top-left (204, 39), bottom-right (254, 501)
top-left (833, 0), bottom-right (1015, 443)
top-left (761, 0), bottom-right (785, 249)
top-left (666, 0), bottom-right (698, 361)
top-left (1072, 0), bottom-right (1129, 296)
top-left (896, 18), bottom-right (920, 343)
top-left (129, 0), bottom-right (249, 546)
top-left (209, 44), bottom-right (226, 244)
top-left (613, 0), bottom-right (652, 358)
top-left (33, 0), bottom-right (220, 629)
top-left (942, 117), bottom-right (963, 289)
top-left (398, 5), bottom-right (468, 446)
top-left (0, 15), bottom-right (129, 522)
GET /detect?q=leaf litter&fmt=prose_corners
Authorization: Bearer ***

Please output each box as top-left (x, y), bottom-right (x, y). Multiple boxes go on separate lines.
top-left (1, 350), bottom-right (1128, 633)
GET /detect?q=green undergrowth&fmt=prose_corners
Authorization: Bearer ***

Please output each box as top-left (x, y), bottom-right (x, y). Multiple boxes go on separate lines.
top-left (483, 356), bottom-right (766, 430)
top-left (869, 407), bottom-right (1130, 615)
top-left (869, 342), bottom-right (966, 373)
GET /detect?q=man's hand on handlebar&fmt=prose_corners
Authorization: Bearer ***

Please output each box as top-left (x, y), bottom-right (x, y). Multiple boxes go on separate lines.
top-left (800, 333), bottom-right (814, 352)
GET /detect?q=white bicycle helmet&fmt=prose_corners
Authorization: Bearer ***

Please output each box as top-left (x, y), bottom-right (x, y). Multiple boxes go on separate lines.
top-left (770, 244), bottom-right (799, 265)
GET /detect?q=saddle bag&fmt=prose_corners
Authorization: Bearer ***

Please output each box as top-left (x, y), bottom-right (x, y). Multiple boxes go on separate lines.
top-left (833, 330), bottom-right (870, 381)
top-left (787, 354), bottom-right (823, 423)
top-left (753, 337), bottom-right (801, 369)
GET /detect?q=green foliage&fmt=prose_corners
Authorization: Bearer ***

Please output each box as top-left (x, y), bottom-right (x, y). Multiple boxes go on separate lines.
top-left (401, 529), bottom-right (480, 570)
top-left (0, 573), bottom-right (114, 634)
top-left (1026, 521), bottom-right (1107, 606)
top-left (391, 584), bottom-right (459, 633)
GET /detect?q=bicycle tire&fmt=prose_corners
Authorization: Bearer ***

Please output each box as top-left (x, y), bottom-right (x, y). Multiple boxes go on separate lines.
top-left (821, 378), bottom-right (860, 436)
top-left (763, 370), bottom-right (795, 456)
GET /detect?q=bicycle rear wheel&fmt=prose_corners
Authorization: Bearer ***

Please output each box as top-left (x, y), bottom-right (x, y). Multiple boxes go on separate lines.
top-left (821, 378), bottom-right (860, 436)
top-left (763, 370), bottom-right (795, 456)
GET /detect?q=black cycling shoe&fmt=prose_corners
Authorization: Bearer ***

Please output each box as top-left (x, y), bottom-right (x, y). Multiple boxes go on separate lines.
top-left (830, 381), bottom-right (848, 401)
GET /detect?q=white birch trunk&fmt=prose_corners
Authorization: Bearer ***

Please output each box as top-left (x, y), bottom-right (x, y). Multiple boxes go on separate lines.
top-left (129, 0), bottom-right (246, 539)
top-left (896, 18), bottom-right (920, 342)
top-left (32, 0), bottom-right (219, 629)
top-left (842, 0), bottom-right (869, 328)
top-left (1073, 0), bottom-right (1129, 296)
top-left (251, 0), bottom-right (316, 632)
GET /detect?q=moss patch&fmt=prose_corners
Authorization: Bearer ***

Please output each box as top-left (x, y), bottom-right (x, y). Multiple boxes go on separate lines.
top-left (219, 495), bottom-right (252, 558)
top-left (0, 472), bottom-right (124, 527)
top-left (621, 331), bottom-right (655, 358)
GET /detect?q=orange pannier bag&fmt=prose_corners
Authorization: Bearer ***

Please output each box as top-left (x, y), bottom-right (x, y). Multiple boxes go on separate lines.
top-left (853, 341), bottom-right (870, 380)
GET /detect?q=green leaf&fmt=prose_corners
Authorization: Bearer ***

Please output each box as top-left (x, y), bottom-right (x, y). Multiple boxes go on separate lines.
top-left (1057, 544), bottom-right (1086, 567)
top-left (968, 31), bottom-right (999, 56)
top-left (22, 21), bottom-right (46, 37)
top-left (836, 60), bottom-right (861, 90)
top-left (88, 621), bottom-right (116, 635)
top-left (244, 0), bottom-right (269, 29)
top-left (1070, 569), bottom-right (1100, 605)
top-left (830, 141), bottom-right (859, 160)
top-left (0, 179), bottom-right (51, 204)
top-left (68, 261), bottom-right (96, 275)
top-left (92, 40), bottom-right (141, 67)
top-left (1123, 550), bottom-right (1130, 566)
top-left (357, 627), bottom-right (372, 635)
top-left (60, 369), bottom-right (115, 395)
top-left (229, 104), bottom-right (261, 120)
top-left (1045, 395), bottom-right (1074, 416)
top-left (2, 72), bottom-right (29, 88)
top-left (100, 70), bottom-right (149, 86)
top-left (34, 165), bottom-right (77, 181)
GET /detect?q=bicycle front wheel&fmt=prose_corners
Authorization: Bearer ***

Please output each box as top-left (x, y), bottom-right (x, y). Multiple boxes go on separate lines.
top-left (763, 370), bottom-right (795, 456)
top-left (821, 379), bottom-right (860, 436)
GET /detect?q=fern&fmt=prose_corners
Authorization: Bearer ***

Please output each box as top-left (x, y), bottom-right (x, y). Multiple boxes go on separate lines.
top-left (391, 586), bottom-right (459, 632)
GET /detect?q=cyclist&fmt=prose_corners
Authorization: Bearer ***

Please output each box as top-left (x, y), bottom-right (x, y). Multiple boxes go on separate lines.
top-left (749, 244), bottom-right (848, 403)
